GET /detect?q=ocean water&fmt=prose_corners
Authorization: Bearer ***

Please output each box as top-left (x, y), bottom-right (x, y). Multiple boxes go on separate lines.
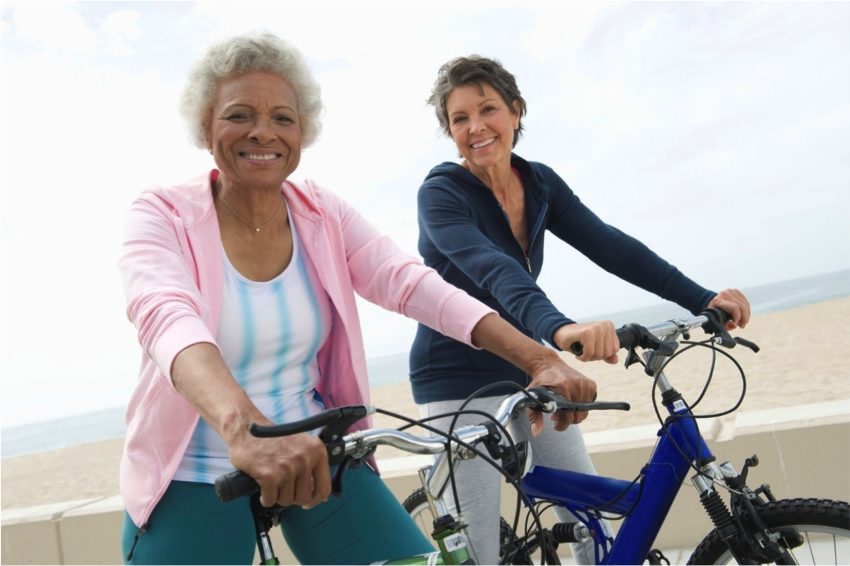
top-left (2, 269), bottom-right (847, 460)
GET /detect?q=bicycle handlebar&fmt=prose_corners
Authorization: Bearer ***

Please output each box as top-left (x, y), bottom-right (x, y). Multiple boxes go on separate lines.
top-left (570, 307), bottom-right (733, 357)
top-left (214, 386), bottom-right (629, 503)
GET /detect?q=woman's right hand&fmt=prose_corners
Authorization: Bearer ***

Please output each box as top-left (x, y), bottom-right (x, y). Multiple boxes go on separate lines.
top-left (172, 343), bottom-right (332, 509)
top-left (226, 424), bottom-right (331, 509)
top-left (553, 321), bottom-right (619, 364)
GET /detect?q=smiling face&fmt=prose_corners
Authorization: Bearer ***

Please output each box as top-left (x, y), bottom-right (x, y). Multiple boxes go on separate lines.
top-left (207, 70), bottom-right (302, 192)
top-left (446, 81), bottom-right (520, 171)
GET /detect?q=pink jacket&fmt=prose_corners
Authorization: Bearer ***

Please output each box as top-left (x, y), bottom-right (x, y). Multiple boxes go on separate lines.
top-left (118, 170), bottom-right (495, 526)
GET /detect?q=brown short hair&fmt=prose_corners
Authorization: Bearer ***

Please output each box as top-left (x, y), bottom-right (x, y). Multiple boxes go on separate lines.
top-left (428, 55), bottom-right (526, 148)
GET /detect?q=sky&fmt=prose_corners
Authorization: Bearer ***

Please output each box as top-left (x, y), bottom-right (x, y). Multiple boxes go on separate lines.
top-left (2, 1), bottom-right (849, 428)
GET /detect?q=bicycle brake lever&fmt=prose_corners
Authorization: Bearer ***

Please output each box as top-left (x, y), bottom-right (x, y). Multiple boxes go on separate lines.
top-left (527, 387), bottom-right (630, 413)
top-left (734, 337), bottom-right (760, 353)
top-left (330, 456), bottom-right (350, 498)
top-left (563, 401), bottom-right (630, 412)
top-left (319, 405), bottom-right (373, 466)
top-left (624, 348), bottom-right (641, 369)
top-left (329, 447), bottom-right (377, 499)
top-left (622, 337), bottom-right (675, 369)
top-left (701, 308), bottom-right (737, 349)
top-left (250, 405), bottom-right (373, 441)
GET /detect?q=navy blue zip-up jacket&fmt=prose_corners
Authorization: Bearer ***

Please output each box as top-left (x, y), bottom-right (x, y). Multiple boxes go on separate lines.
top-left (409, 154), bottom-right (716, 403)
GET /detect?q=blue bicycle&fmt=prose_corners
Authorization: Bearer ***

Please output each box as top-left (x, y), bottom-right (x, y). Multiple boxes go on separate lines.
top-left (404, 308), bottom-right (850, 564)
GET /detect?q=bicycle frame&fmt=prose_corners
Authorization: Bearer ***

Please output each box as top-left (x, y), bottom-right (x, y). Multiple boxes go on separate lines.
top-left (522, 400), bottom-right (712, 564)
top-left (520, 322), bottom-right (726, 565)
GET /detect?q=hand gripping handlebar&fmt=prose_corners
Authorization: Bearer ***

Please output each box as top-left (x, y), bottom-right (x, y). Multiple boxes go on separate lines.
top-left (215, 388), bottom-right (629, 503)
top-left (570, 307), bottom-right (752, 357)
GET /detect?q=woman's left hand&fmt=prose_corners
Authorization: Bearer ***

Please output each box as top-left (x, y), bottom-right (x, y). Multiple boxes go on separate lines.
top-left (707, 288), bottom-right (751, 329)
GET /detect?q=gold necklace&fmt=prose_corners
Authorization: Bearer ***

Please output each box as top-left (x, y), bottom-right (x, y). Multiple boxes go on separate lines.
top-left (215, 186), bottom-right (284, 233)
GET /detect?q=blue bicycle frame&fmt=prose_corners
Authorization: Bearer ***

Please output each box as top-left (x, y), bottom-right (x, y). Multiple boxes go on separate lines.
top-left (521, 397), bottom-right (711, 564)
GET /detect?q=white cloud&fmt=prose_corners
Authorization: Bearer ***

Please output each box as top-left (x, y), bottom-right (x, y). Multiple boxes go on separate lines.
top-left (556, 75), bottom-right (646, 134)
top-left (100, 9), bottom-right (142, 56)
top-left (624, 13), bottom-right (665, 45)
top-left (101, 9), bottom-right (142, 42)
top-left (102, 41), bottom-right (134, 58)
top-left (520, 2), bottom-right (611, 59)
top-left (7, 1), bottom-right (98, 53)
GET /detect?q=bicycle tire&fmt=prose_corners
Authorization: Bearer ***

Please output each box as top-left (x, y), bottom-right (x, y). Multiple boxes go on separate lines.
top-left (403, 487), bottom-right (533, 565)
top-left (687, 498), bottom-right (850, 565)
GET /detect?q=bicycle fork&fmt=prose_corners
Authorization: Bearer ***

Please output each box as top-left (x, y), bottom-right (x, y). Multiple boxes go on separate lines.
top-left (418, 466), bottom-right (476, 566)
top-left (250, 495), bottom-right (282, 565)
top-left (692, 456), bottom-right (799, 563)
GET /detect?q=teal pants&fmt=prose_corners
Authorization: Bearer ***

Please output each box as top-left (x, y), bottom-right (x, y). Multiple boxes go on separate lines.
top-left (122, 467), bottom-right (434, 565)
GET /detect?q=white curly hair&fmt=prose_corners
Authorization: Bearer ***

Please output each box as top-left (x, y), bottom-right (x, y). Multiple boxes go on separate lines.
top-left (179, 31), bottom-right (323, 149)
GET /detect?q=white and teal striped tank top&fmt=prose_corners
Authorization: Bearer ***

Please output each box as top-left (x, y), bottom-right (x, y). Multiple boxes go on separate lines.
top-left (174, 213), bottom-right (332, 484)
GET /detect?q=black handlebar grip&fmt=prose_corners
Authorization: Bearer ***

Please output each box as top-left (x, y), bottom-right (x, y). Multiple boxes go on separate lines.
top-left (215, 470), bottom-right (259, 503)
top-left (713, 307), bottom-right (731, 326)
top-left (570, 325), bottom-right (638, 357)
top-left (615, 325), bottom-right (641, 350)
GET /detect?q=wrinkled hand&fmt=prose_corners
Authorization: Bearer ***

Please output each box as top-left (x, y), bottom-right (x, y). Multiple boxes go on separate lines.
top-left (227, 428), bottom-right (331, 509)
top-left (526, 360), bottom-right (597, 436)
top-left (707, 288), bottom-right (751, 330)
top-left (554, 321), bottom-right (619, 365)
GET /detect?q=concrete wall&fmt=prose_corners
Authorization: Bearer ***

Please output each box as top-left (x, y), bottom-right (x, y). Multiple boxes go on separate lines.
top-left (3, 400), bottom-right (848, 565)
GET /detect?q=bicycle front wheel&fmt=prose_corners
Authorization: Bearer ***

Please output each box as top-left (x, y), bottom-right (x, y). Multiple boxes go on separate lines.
top-left (688, 498), bottom-right (849, 565)
top-left (402, 488), bottom-right (533, 565)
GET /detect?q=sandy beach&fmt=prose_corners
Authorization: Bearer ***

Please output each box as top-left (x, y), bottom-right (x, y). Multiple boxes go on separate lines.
top-left (2, 296), bottom-right (849, 511)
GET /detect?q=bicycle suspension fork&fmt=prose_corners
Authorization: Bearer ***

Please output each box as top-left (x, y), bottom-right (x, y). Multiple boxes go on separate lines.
top-left (693, 461), bottom-right (739, 535)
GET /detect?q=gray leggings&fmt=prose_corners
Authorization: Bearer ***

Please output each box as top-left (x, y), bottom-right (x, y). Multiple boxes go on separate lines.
top-left (420, 397), bottom-right (614, 565)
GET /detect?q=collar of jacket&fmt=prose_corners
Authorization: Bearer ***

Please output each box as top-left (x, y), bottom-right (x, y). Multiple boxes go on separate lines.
top-left (436, 153), bottom-right (549, 203)
top-left (156, 169), bottom-right (324, 228)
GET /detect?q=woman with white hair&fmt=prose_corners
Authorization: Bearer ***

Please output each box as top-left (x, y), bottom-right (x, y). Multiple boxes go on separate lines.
top-left (118, 32), bottom-right (597, 564)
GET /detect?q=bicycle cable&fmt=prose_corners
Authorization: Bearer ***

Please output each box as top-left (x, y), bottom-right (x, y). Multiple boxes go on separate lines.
top-left (449, 381), bottom-right (545, 560)
top-left (585, 469), bottom-right (646, 521)
top-left (688, 339), bottom-right (718, 410)
top-left (584, 335), bottom-right (749, 521)
top-left (375, 406), bottom-right (543, 562)
top-left (374, 394), bottom-right (553, 563)
top-left (391, 392), bottom-right (531, 563)
top-left (647, 338), bottom-right (749, 490)
top-left (392, 403), bottom-right (526, 555)
top-left (391, 382), bottom-right (530, 511)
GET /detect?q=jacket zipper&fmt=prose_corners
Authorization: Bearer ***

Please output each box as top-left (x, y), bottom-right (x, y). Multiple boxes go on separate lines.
top-left (499, 202), bottom-right (548, 274)
top-left (497, 203), bottom-right (533, 274)
top-left (126, 522), bottom-right (150, 561)
top-left (526, 202), bottom-right (548, 273)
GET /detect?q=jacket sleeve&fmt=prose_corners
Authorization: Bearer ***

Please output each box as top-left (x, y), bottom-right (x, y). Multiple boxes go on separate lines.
top-left (318, 187), bottom-right (495, 347)
top-left (544, 168), bottom-right (716, 315)
top-left (417, 182), bottom-right (572, 346)
top-left (118, 195), bottom-right (219, 386)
